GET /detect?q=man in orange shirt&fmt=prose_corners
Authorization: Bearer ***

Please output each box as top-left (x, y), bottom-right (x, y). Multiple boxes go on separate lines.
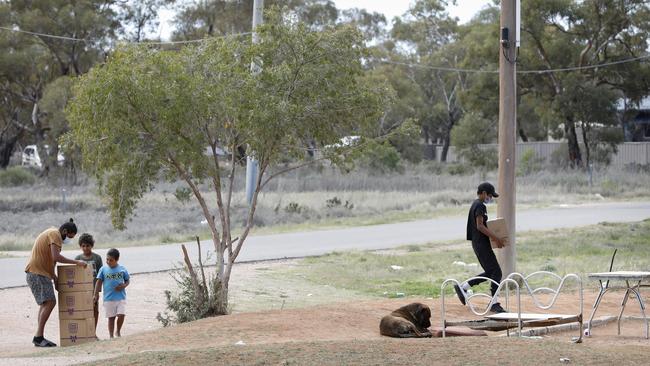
top-left (25, 218), bottom-right (88, 347)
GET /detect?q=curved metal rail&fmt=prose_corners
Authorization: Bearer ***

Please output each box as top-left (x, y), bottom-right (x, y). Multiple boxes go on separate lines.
top-left (441, 277), bottom-right (521, 338)
top-left (505, 271), bottom-right (583, 342)
top-left (440, 272), bottom-right (583, 342)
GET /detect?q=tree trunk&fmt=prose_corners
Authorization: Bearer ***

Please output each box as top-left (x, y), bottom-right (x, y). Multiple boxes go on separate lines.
top-left (581, 121), bottom-right (591, 169)
top-left (0, 133), bottom-right (22, 168)
top-left (518, 128), bottom-right (528, 142)
top-left (565, 121), bottom-right (582, 168)
top-left (440, 131), bottom-right (450, 162)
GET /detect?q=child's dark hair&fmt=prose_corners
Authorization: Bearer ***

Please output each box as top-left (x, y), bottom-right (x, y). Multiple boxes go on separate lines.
top-left (59, 218), bottom-right (77, 234)
top-left (78, 233), bottom-right (95, 247)
top-left (107, 248), bottom-right (120, 261)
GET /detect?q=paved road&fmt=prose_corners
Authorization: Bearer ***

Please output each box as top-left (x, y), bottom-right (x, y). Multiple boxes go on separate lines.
top-left (2, 201), bottom-right (648, 288)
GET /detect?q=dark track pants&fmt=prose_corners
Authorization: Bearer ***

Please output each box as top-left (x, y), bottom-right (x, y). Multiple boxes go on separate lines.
top-left (467, 240), bottom-right (502, 296)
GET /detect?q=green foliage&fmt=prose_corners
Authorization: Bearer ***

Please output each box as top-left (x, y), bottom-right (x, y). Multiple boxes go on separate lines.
top-left (284, 202), bottom-right (302, 214)
top-left (156, 267), bottom-right (224, 326)
top-left (354, 140), bottom-right (402, 174)
top-left (450, 112), bottom-right (497, 170)
top-left (446, 163), bottom-right (473, 176)
top-left (518, 148), bottom-right (544, 176)
top-left (550, 143), bottom-right (570, 170)
top-left (0, 167), bottom-right (36, 187)
top-left (325, 196), bottom-right (353, 209)
top-left (174, 187), bottom-right (192, 204)
top-left (67, 11), bottom-right (387, 229)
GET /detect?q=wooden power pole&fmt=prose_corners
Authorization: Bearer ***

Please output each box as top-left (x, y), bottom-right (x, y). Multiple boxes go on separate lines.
top-left (497, 0), bottom-right (518, 276)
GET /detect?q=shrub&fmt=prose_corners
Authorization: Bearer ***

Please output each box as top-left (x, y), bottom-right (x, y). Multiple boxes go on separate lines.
top-left (156, 265), bottom-right (224, 326)
top-left (0, 167), bottom-right (36, 187)
top-left (550, 143), bottom-right (570, 169)
top-left (326, 196), bottom-right (342, 208)
top-left (450, 113), bottom-right (498, 170)
top-left (446, 163), bottom-right (473, 175)
top-left (354, 140), bottom-right (402, 174)
top-left (284, 202), bottom-right (302, 213)
top-left (518, 148), bottom-right (544, 176)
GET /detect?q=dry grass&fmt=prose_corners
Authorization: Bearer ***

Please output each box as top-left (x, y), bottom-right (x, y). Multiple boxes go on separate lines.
top-left (1, 164), bottom-right (648, 251)
top-left (78, 337), bottom-right (650, 366)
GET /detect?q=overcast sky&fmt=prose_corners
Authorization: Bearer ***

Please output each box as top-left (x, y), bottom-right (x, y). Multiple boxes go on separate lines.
top-left (157, 0), bottom-right (494, 40)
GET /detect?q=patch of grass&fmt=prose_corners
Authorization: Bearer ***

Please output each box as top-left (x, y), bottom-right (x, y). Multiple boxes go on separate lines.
top-left (284, 220), bottom-right (650, 298)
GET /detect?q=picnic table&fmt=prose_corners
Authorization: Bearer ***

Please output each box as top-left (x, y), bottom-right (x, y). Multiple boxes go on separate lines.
top-left (586, 271), bottom-right (650, 339)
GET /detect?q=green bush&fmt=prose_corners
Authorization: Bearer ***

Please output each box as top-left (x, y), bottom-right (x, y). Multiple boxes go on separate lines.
top-left (518, 148), bottom-right (544, 175)
top-left (156, 266), bottom-right (224, 326)
top-left (450, 113), bottom-right (497, 170)
top-left (550, 143), bottom-right (570, 169)
top-left (355, 140), bottom-right (402, 174)
top-left (0, 167), bottom-right (36, 187)
top-left (446, 163), bottom-right (473, 175)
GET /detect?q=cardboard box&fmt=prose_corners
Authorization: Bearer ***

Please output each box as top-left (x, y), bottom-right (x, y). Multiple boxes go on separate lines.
top-left (486, 217), bottom-right (509, 248)
top-left (57, 264), bottom-right (94, 292)
top-left (58, 291), bottom-right (94, 320)
top-left (59, 318), bottom-right (96, 347)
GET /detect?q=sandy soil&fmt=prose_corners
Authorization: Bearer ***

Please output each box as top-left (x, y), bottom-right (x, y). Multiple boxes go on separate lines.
top-left (1, 259), bottom-right (649, 365)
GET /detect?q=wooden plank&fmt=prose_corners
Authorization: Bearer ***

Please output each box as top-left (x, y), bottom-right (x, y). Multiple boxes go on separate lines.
top-left (485, 312), bottom-right (568, 321)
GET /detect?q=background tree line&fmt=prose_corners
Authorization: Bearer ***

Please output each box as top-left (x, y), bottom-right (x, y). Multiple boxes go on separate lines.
top-left (1, 0), bottom-right (649, 175)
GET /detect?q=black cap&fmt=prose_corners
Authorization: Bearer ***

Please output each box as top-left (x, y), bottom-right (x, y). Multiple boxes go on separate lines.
top-left (477, 182), bottom-right (499, 197)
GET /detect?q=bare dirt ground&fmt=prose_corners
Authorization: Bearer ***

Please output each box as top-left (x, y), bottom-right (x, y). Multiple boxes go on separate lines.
top-left (1, 259), bottom-right (649, 365)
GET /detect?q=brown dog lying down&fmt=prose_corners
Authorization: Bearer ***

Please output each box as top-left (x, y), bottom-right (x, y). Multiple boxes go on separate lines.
top-left (379, 302), bottom-right (432, 338)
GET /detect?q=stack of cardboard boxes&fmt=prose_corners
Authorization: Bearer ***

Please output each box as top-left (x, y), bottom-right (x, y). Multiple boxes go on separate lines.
top-left (57, 264), bottom-right (96, 346)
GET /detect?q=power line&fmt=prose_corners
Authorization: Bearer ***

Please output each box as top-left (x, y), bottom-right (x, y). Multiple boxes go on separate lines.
top-left (2, 25), bottom-right (649, 73)
top-left (0, 26), bottom-right (251, 45)
top-left (378, 54), bottom-right (650, 75)
top-left (379, 60), bottom-right (497, 74)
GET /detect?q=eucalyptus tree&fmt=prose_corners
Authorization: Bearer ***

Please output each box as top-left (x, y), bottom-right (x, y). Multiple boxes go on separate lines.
top-left (390, 0), bottom-right (462, 162)
top-left (457, 0), bottom-right (649, 168)
top-left (1, 0), bottom-right (120, 172)
top-left (517, 0), bottom-right (649, 167)
top-left (172, 0), bottom-right (338, 40)
top-left (67, 11), bottom-right (388, 315)
top-left (117, 0), bottom-right (176, 42)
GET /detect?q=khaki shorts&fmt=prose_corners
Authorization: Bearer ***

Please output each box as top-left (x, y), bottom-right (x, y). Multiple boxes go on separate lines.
top-left (103, 300), bottom-right (126, 318)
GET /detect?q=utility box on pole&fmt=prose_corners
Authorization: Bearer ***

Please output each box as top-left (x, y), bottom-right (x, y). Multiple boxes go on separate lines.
top-left (496, 0), bottom-right (518, 276)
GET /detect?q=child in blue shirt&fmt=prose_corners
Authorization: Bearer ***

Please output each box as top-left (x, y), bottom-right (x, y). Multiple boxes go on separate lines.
top-left (93, 248), bottom-right (130, 338)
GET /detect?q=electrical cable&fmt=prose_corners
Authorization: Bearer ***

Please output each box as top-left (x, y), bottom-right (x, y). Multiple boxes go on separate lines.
top-left (0, 26), bottom-right (251, 45)
top-left (2, 26), bottom-right (648, 74)
top-left (379, 52), bottom-right (649, 74)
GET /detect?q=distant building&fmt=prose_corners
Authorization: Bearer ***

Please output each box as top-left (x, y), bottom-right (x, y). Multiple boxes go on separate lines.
top-left (619, 97), bottom-right (650, 142)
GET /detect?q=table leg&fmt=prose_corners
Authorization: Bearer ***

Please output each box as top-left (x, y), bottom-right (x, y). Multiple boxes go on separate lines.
top-left (628, 283), bottom-right (648, 339)
top-left (587, 287), bottom-right (608, 336)
top-left (617, 288), bottom-right (631, 335)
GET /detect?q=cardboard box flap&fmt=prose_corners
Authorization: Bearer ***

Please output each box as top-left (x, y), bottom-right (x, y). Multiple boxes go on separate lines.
top-left (57, 264), bottom-right (94, 292)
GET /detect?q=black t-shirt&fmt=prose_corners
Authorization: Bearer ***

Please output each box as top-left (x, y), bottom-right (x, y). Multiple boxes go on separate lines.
top-left (466, 199), bottom-right (489, 243)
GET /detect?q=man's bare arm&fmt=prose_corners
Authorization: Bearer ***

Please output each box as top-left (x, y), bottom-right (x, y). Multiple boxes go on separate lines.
top-left (50, 245), bottom-right (88, 267)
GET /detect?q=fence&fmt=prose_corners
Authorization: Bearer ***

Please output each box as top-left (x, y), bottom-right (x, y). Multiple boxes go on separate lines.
top-left (428, 142), bottom-right (650, 167)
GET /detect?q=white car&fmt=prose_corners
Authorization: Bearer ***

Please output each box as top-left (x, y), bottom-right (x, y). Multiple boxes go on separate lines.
top-left (21, 145), bottom-right (64, 168)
